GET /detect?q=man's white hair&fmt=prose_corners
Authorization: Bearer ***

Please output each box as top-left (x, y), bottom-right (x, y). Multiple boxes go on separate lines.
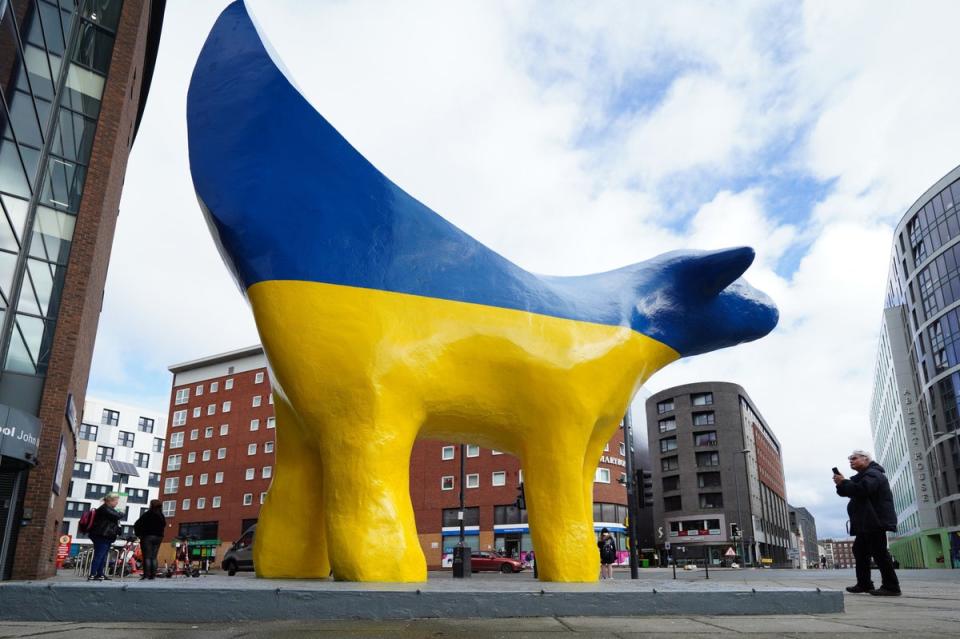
top-left (851, 449), bottom-right (872, 461)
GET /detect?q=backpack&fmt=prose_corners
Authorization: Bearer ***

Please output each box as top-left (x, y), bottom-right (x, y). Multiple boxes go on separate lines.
top-left (78, 508), bottom-right (96, 533)
top-left (601, 537), bottom-right (616, 562)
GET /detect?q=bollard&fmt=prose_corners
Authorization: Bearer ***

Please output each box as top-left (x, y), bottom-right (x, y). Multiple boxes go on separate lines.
top-left (452, 545), bottom-right (472, 578)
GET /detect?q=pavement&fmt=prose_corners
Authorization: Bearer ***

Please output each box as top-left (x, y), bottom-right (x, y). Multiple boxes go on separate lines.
top-left (0, 567), bottom-right (957, 637)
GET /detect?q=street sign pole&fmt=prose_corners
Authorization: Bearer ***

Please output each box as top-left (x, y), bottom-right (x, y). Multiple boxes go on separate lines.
top-left (622, 411), bottom-right (639, 579)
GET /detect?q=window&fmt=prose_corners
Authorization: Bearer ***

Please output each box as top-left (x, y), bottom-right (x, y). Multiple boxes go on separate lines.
top-left (215, 472), bottom-right (224, 484)
top-left (134, 452), bottom-right (150, 468)
top-left (167, 454), bottom-right (182, 471)
top-left (202, 450), bottom-right (211, 461)
top-left (197, 497), bottom-right (206, 510)
top-left (137, 417), bottom-right (154, 433)
top-left (664, 495), bottom-right (682, 511)
top-left (698, 472), bottom-right (722, 488)
top-left (153, 437), bottom-right (164, 453)
top-left (245, 468), bottom-right (255, 480)
top-left (185, 475), bottom-right (193, 487)
top-left (172, 410), bottom-right (186, 426)
top-left (190, 429), bottom-right (199, 441)
top-left (212, 496), bottom-right (221, 508)
top-left (170, 432), bottom-right (184, 449)
top-left (442, 507), bottom-right (480, 527)
top-left (604, 443), bottom-right (610, 451)
top-left (266, 417), bottom-right (275, 429)
top-left (264, 441), bottom-right (274, 453)
top-left (658, 418), bottom-right (676, 433)
top-left (65, 501), bottom-right (86, 517)
top-left (148, 473), bottom-right (161, 487)
top-left (694, 431), bottom-right (718, 446)
top-left (127, 488), bottom-right (149, 505)
top-left (210, 381), bottom-right (219, 393)
top-left (222, 401), bottom-right (231, 413)
top-left (657, 399), bottom-right (674, 414)
top-left (662, 475), bottom-right (680, 491)
top-left (220, 424), bottom-right (229, 436)
top-left (85, 483), bottom-right (111, 499)
top-left (217, 447), bottom-right (227, 459)
top-left (466, 473), bottom-right (480, 488)
top-left (225, 378), bottom-right (234, 390)
top-left (175, 388), bottom-right (190, 405)
top-left (117, 431), bottom-right (134, 447)
top-left (73, 462), bottom-right (92, 478)
top-left (192, 407), bottom-right (201, 418)
top-left (493, 505), bottom-right (527, 525)
top-left (466, 445), bottom-right (480, 457)
top-left (95, 446), bottom-right (114, 461)
top-left (196, 384), bottom-right (204, 396)
top-left (269, 395), bottom-right (273, 405)
top-left (618, 442), bottom-right (626, 456)
top-left (692, 411), bottom-right (715, 426)
top-left (595, 468), bottom-right (611, 483)
top-left (182, 498), bottom-right (191, 511)
top-left (262, 466), bottom-right (272, 478)
top-left (242, 493), bottom-right (253, 505)
top-left (691, 392), bottom-right (713, 406)
top-left (250, 419), bottom-right (260, 431)
top-left (206, 404), bottom-right (215, 416)
top-left (162, 500), bottom-right (176, 517)
top-left (252, 395), bottom-right (261, 407)
top-left (441, 476), bottom-right (454, 490)
top-left (260, 492), bottom-right (268, 504)
top-left (205, 426), bottom-right (214, 438)
top-left (441, 446), bottom-right (455, 460)
top-left (164, 477), bottom-right (179, 494)
top-left (491, 471), bottom-right (506, 486)
top-left (661, 456), bottom-right (679, 472)
top-left (199, 473), bottom-right (209, 485)
top-left (248, 443), bottom-right (257, 455)
top-left (255, 372), bottom-right (264, 383)
top-left (79, 423), bottom-right (98, 441)
top-left (699, 493), bottom-right (723, 509)
top-left (187, 452), bottom-right (196, 463)
top-left (660, 436), bottom-right (677, 453)
top-left (491, 450), bottom-right (503, 455)
top-left (696, 451), bottom-right (720, 467)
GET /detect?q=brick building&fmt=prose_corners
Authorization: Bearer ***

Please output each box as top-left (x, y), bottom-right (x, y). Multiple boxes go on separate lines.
top-left (0, 0), bottom-right (165, 580)
top-left (825, 538), bottom-right (855, 568)
top-left (162, 345), bottom-right (629, 568)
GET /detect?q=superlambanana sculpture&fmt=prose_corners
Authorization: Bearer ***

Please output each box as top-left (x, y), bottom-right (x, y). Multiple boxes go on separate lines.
top-left (187, 1), bottom-right (779, 582)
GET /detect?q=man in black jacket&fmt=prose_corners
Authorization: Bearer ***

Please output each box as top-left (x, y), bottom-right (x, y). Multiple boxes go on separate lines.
top-left (834, 449), bottom-right (901, 596)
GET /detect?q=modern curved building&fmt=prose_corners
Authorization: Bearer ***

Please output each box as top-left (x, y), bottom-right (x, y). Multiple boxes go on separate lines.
top-left (871, 164), bottom-right (960, 569)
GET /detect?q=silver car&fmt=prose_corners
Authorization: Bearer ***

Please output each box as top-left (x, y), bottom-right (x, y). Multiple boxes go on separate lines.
top-left (221, 525), bottom-right (255, 576)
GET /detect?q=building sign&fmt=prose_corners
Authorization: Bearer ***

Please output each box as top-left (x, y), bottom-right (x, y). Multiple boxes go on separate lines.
top-left (0, 404), bottom-right (42, 465)
top-left (65, 393), bottom-right (77, 436)
top-left (903, 390), bottom-right (930, 503)
top-left (667, 518), bottom-right (723, 540)
top-left (55, 535), bottom-right (72, 568)
top-left (52, 436), bottom-right (67, 495)
top-left (599, 455), bottom-right (626, 467)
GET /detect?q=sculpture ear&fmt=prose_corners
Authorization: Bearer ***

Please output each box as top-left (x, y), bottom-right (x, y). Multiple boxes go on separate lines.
top-left (678, 247), bottom-right (756, 298)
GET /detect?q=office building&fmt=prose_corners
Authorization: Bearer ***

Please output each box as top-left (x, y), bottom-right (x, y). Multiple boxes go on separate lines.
top-left (646, 382), bottom-right (792, 567)
top-left (788, 505), bottom-right (818, 569)
top-left (60, 397), bottom-right (166, 552)
top-left (871, 164), bottom-right (960, 568)
top-left (0, 0), bottom-right (165, 580)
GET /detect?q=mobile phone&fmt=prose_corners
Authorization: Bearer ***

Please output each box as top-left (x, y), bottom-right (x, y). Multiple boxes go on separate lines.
top-left (831, 467), bottom-right (840, 476)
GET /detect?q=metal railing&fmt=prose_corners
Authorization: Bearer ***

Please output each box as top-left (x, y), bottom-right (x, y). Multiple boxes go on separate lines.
top-left (71, 539), bottom-right (140, 579)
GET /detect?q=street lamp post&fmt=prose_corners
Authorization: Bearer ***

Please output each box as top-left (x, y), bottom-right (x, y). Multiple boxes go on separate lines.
top-left (732, 448), bottom-right (751, 566)
top-left (622, 411), bottom-right (640, 579)
top-left (458, 443), bottom-right (466, 546)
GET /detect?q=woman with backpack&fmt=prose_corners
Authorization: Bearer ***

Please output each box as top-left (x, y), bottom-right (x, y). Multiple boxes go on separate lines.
top-left (87, 493), bottom-right (123, 581)
top-left (134, 500), bottom-right (166, 579)
top-left (598, 527), bottom-right (617, 580)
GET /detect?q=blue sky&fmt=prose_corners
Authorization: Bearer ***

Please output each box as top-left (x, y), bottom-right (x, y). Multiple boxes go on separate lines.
top-left (87, 0), bottom-right (960, 539)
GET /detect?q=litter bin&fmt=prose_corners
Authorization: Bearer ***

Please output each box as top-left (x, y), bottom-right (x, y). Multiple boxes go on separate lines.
top-left (452, 545), bottom-right (472, 578)
top-left (640, 559), bottom-right (649, 568)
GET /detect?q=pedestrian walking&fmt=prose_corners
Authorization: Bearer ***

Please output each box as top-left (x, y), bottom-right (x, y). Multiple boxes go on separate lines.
top-left (597, 527), bottom-right (616, 580)
top-left (134, 499), bottom-right (167, 580)
top-left (87, 493), bottom-right (123, 581)
top-left (833, 449), bottom-right (901, 596)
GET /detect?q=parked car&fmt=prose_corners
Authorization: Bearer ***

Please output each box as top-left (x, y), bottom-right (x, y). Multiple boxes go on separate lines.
top-left (221, 525), bottom-right (255, 576)
top-left (470, 551), bottom-right (525, 573)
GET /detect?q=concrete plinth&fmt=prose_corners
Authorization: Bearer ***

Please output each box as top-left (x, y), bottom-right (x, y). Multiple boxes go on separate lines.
top-left (0, 574), bottom-right (843, 621)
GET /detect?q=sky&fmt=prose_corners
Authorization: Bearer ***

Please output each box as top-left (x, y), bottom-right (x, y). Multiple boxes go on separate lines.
top-left (87, 0), bottom-right (960, 539)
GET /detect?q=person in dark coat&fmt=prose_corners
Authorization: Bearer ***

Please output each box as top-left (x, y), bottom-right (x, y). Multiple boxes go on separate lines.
top-left (88, 493), bottom-right (123, 581)
top-left (597, 527), bottom-right (617, 579)
top-left (834, 449), bottom-right (900, 596)
top-left (134, 500), bottom-right (167, 580)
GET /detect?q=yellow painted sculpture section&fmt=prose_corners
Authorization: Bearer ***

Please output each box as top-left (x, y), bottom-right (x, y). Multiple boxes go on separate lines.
top-left (249, 280), bottom-right (679, 582)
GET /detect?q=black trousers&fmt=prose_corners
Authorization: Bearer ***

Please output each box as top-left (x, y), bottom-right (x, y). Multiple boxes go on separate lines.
top-left (140, 535), bottom-right (163, 578)
top-left (853, 530), bottom-right (899, 590)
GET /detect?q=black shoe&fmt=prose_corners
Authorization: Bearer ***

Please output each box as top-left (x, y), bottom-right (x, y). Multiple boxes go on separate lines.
top-left (869, 587), bottom-right (901, 597)
top-left (87, 576), bottom-right (97, 581)
top-left (100, 576), bottom-right (111, 581)
top-left (846, 584), bottom-right (874, 593)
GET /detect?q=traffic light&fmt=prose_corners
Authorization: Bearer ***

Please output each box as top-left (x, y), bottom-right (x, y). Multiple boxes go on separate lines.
top-left (730, 523), bottom-right (740, 539)
top-left (515, 482), bottom-right (526, 510)
top-left (636, 469), bottom-right (654, 509)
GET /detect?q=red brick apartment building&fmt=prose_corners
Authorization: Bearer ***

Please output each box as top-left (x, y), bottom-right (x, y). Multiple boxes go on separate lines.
top-left (163, 346), bottom-right (628, 567)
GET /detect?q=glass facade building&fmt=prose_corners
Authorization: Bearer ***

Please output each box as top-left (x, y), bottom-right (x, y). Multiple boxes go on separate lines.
top-left (873, 164), bottom-right (960, 569)
top-left (0, 0), bottom-right (163, 580)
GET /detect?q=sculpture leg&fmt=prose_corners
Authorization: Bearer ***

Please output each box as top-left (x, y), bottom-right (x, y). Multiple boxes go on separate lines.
top-left (524, 438), bottom-right (598, 582)
top-left (318, 407), bottom-right (426, 582)
top-left (254, 394), bottom-right (331, 578)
